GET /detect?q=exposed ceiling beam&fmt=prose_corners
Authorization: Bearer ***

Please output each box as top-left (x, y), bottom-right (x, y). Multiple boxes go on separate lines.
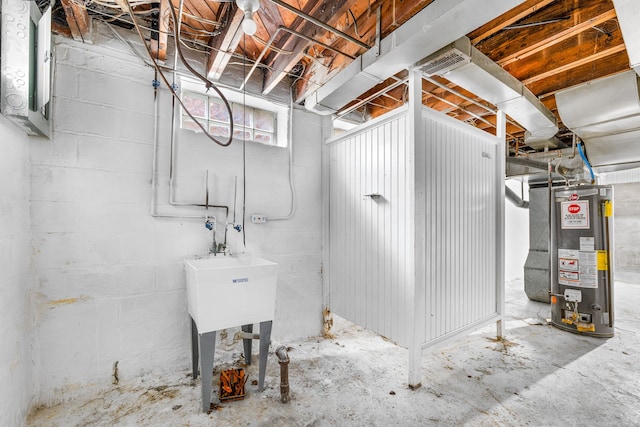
top-left (532, 50), bottom-right (630, 98)
top-left (523, 44), bottom-right (626, 85)
top-left (507, 25), bottom-right (625, 82)
top-left (179, 0), bottom-right (216, 43)
top-left (60, 0), bottom-right (92, 44)
top-left (476, 0), bottom-right (616, 64)
top-left (294, 0), bottom-right (435, 102)
top-left (151, 0), bottom-right (170, 61)
top-left (500, 9), bottom-right (618, 66)
top-left (259, 0), bottom-right (287, 36)
top-left (262, 0), bottom-right (358, 95)
top-left (206, 5), bottom-right (244, 81)
top-left (469, 0), bottom-right (555, 45)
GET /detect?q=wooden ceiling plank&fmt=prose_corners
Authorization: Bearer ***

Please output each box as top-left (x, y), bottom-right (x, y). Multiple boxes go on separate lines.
top-left (259, 0), bottom-right (287, 36)
top-left (206, 6), bottom-right (244, 81)
top-left (182, 0), bottom-right (217, 31)
top-left (61, 0), bottom-right (91, 43)
top-left (476, 0), bottom-right (614, 57)
top-left (499, 9), bottom-right (617, 66)
top-left (531, 50), bottom-right (630, 98)
top-left (504, 25), bottom-right (625, 81)
top-left (151, 0), bottom-right (170, 61)
top-left (469, 0), bottom-right (556, 45)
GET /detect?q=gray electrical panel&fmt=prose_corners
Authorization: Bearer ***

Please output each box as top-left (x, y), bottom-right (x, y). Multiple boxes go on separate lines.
top-left (551, 185), bottom-right (614, 337)
top-left (1, 0), bottom-right (51, 137)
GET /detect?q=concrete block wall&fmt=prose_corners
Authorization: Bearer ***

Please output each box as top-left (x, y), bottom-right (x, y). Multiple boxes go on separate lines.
top-left (610, 182), bottom-right (640, 272)
top-left (599, 169), bottom-right (640, 272)
top-left (27, 32), bottom-right (323, 406)
top-left (0, 115), bottom-right (33, 425)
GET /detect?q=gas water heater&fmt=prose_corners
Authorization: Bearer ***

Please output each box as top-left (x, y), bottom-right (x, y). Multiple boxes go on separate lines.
top-left (551, 185), bottom-right (614, 338)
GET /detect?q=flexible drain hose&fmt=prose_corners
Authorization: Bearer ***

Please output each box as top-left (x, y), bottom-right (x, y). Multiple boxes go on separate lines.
top-left (577, 141), bottom-right (595, 183)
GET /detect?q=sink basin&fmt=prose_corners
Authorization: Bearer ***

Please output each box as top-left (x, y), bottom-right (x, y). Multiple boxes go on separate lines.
top-left (184, 255), bottom-right (279, 333)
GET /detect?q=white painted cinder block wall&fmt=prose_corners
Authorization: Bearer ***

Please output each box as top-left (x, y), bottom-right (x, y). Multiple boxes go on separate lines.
top-left (27, 34), bottom-right (323, 405)
top-left (0, 116), bottom-right (33, 426)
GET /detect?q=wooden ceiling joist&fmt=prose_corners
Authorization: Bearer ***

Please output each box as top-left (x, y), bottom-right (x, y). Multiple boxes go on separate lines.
top-left (499, 9), bottom-right (618, 67)
top-left (504, 21), bottom-right (625, 80)
top-left (477, 0), bottom-right (616, 64)
top-left (206, 5), bottom-right (244, 81)
top-left (469, 0), bottom-right (556, 45)
top-left (262, 0), bottom-right (356, 95)
top-left (61, 0), bottom-right (91, 44)
top-left (150, 0), bottom-right (170, 62)
top-left (294, 0), bottom-right (435, 102)
top-left (530, 50), bottom-right (630, 98)
top-left (522, 44), bottom-right (625, 85)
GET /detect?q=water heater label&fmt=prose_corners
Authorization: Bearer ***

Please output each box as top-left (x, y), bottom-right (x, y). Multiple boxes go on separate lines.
top-left (558, 249), bottom-right (598, 288)
top-left (561, 200), bottom-right (590, 229)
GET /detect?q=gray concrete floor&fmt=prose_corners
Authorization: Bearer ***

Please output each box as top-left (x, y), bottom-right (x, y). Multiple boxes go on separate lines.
top-left (28, 274), bottom-right (640, 426)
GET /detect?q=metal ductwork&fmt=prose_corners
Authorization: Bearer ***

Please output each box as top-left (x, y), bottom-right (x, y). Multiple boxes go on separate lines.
top-left (552, 0), bottom-right (640, 172)
top-left (506, 147), bottom-right (585, 179)
top-left (555, 70), bottom-right (640, 171)
top-left (415, 36), bottom-right (558, 147)
top-left (304, 0), bottom-right (526, 115)
top-left (613, 0), bottom-right (640, 75)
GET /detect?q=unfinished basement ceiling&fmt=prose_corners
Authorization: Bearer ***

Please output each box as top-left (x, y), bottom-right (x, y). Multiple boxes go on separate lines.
top-left (51, 0), bottom-right (630, 155)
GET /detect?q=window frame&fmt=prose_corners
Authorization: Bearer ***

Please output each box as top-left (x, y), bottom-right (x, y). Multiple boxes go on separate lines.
top-left (180, 78), bottom-right (289, 148)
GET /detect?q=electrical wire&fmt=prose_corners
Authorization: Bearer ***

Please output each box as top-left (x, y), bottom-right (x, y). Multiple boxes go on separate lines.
top-left (242, 33), bottom-right (247, 248)
top-left (265, 86), bottom-right (295, 221)
top-left (348, 9), bottom-right (363, 38)
top-left (123, 0), bottom-right (233, 147)
top-left (169, 1), bottom-right (234, 142)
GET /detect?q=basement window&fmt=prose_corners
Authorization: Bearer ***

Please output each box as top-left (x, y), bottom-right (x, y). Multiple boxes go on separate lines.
top-left (180, 79), bottom-right (288, 147)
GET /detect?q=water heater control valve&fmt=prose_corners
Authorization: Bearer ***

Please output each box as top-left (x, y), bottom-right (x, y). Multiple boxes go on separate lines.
top-left (564, 288), bottom-right (582, 303)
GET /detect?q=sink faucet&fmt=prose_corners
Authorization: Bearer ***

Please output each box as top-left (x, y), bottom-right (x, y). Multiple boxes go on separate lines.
top-left (205, 218), bottom-right (228, 256)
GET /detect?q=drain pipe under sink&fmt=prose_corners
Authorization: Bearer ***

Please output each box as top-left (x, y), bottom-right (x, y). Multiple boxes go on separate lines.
top-left (275, 346), bottom-right (290, 403)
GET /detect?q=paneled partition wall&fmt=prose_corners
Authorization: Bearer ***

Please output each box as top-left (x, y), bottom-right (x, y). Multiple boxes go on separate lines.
top-left (325, 84), bottom-right (505, 387)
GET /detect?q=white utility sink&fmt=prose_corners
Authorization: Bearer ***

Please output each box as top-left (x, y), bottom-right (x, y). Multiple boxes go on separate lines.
top-left (184, 255), bottom-right (279, 333)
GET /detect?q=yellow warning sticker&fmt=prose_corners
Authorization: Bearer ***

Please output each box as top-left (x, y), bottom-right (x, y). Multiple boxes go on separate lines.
top-left (597, 250), bottom-right (608, 271)
top-left (604, 200), bottom-right (613, 217)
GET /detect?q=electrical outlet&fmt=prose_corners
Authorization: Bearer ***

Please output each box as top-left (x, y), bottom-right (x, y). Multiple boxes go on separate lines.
top-left (251, 214), bottom-right (266, 224)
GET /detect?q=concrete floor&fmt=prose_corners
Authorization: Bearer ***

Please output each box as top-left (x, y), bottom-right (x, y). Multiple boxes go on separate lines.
top-left (28, 274), bottom-right (640, 426)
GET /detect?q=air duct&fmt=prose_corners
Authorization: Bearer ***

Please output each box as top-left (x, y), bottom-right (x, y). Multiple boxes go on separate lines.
top-left (613, 0), bottom-right (640, 75)
top-left (555, 70), bottom-right (640, 171)
top-left (304, 0), bottom-right (526, 115)
top-left (415, 37), bottom-right (558, 146)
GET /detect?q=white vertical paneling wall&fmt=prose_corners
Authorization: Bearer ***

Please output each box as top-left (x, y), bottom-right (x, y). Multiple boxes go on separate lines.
top-left (326, 103), bottom-right (504, 384)
top-left (328, 110), bottom-right (412, 346)
top-left (418, 108), bottom-right (502, 345)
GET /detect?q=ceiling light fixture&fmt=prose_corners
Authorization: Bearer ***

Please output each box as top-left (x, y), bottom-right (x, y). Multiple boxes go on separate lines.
top-left (236, 0), bottom-right (260, 36)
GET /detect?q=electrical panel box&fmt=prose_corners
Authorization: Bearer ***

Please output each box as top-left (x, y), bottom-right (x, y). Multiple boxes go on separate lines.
top-left (1, 0), bottom-right (52, 137)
